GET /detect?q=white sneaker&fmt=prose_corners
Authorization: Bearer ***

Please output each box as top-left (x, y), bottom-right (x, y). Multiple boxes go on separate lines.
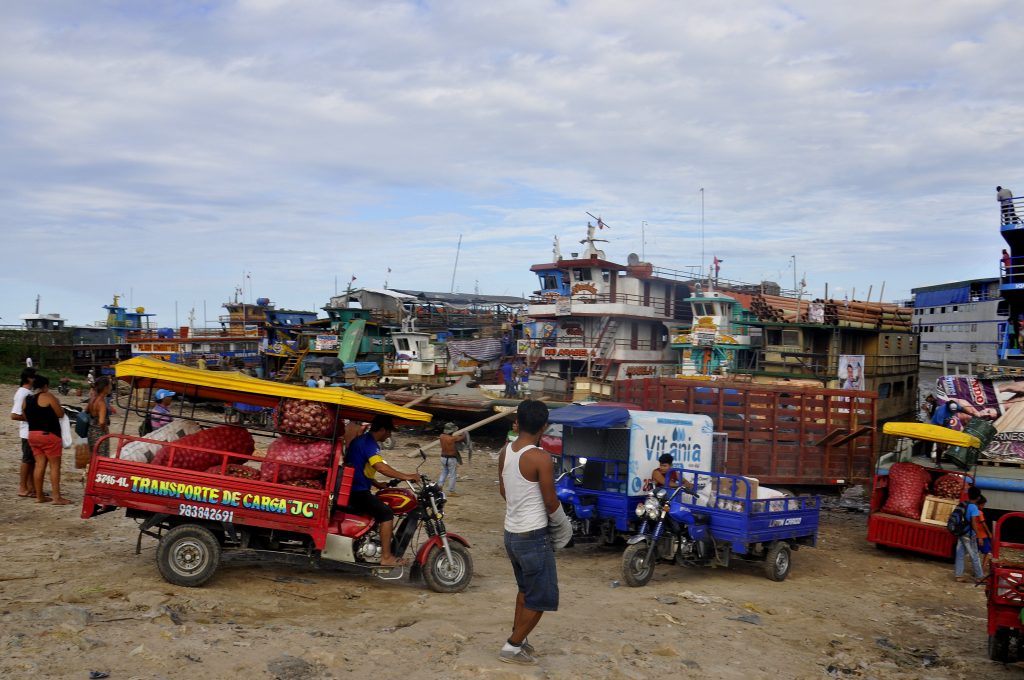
top-left (498, 648), bottom-right (537, 665)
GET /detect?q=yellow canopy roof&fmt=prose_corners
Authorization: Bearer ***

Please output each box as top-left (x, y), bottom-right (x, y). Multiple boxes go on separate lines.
top-left (114, 357), bottom-right (431, 424)
top-left (882, 421), bottom-right (981, 448)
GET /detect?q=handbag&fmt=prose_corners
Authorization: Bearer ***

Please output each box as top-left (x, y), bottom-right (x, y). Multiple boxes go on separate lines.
top-left (59, 414), bottom-right (73, 449)
top-left (75, 409), bottom-right (91, 438)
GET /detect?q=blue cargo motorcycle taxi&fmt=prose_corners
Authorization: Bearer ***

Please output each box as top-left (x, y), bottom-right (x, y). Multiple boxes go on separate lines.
top-left (547, 404), bottom-right (720, 544)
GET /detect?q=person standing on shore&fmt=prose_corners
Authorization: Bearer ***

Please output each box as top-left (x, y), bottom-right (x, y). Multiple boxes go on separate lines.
top-left (87, 376), bottom-right (113, 458)
top-left (954, 486), bottom-right (985, 582)
top-left (497, 399), bottom-right (568, 665)
top-left (437, 422), bottom-right (466, 496)
top-left (25, 376), bottom-right (70, 505)
top-left (11, 368), bottom-right (37, 497)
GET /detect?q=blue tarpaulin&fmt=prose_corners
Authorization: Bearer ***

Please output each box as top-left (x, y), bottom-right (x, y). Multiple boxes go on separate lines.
top-left (915, 286), bottom-right (969, 308)
top-left (546, 404), bottom-right (631, 428)
top-left (344, 362), bottom-right (381, 376)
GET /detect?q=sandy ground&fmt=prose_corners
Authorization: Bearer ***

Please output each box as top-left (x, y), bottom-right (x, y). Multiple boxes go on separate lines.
top-left (1, 387), bottom-right (1021, 680)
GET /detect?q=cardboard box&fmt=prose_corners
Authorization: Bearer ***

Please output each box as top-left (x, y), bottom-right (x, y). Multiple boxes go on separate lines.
top-left (920, 495), bottom-right (958, 526)
top-left (714, 475), bottom-right (759, 500)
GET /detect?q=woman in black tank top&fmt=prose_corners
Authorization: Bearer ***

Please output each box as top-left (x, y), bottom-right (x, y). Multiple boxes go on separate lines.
top-left (25, 375), bottom-right (71, 505)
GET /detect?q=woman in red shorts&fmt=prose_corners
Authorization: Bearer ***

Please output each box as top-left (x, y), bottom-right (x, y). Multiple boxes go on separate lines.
top-left (25, 375), bottom-right (71, 505)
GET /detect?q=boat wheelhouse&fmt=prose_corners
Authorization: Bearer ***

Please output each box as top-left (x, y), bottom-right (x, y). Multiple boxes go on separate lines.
top-left (522, 223), bottom-right (695, 401)
top-left (667, 284), bottom-right (754, 378)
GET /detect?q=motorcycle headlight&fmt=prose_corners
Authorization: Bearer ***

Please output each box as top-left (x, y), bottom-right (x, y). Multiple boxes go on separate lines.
top-left (635, 502), bottom-right (646, 518)
top-left (655, 488), bottom-right (668, 501)
top-left (644, 497), bottom-right (660, 520)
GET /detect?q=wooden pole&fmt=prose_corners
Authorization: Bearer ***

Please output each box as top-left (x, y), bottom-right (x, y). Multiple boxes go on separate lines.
top-left (408, 408), bottom-right (515, 457)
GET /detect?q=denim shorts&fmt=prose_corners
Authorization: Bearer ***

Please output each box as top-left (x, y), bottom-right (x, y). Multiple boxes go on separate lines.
top-left (504, 528), bottom-right (559, 612)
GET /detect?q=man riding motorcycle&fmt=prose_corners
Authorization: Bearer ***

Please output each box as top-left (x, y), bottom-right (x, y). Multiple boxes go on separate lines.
top-left (343, 415), bottom-right (419, 567)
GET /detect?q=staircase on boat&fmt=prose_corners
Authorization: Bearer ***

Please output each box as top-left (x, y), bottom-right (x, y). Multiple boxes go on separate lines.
top-left (276, 349), bottom-right (308, 382)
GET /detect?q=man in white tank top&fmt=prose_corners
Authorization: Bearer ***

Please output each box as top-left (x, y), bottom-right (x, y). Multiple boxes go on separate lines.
top-left (497, 399), bottom-right (564, 665)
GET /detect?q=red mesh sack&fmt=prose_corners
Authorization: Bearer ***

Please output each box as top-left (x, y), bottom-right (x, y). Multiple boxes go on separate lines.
top-left (260, 437), bottom-right (335, 483)
top-left (880, 462), bottom-right (932, 518)
top-left (932, 473), bottom-right (964, 499)
top-left (282, 478), bottom-right (325, 490)
top-left (205, 463), bottom-right (261, 480)
top-left (275, 399), bottom-right (337, 438)
top-left (152, 426), bottom-right (255, 471)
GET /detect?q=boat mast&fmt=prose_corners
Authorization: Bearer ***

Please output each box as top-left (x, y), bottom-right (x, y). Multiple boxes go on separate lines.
top-left (450, 233), bottom-right (462, 293)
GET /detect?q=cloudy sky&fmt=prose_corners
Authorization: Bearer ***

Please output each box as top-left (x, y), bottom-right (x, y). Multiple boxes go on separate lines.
top-left (3, 0), bottom-right (1022, 327)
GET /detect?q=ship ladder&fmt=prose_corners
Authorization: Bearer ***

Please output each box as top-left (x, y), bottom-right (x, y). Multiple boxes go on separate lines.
top-left (593, 317), bottom-right (620, 380)
top-left (277, 349), bottom-right (309, 382)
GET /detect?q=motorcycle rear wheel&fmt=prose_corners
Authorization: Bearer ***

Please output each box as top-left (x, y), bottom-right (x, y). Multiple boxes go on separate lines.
top-left (422, 543), bottom-right (473, 593)
top-left (622, 542), bottom-right (656, 587)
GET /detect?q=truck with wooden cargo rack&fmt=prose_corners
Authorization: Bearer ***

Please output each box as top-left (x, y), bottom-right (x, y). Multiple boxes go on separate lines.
top-left (614, 377), bottom-right (877, 489)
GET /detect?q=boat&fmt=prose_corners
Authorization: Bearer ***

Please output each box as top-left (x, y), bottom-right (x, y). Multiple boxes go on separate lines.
top-left (667, 284), bottom-right (755, 379)
top-left (674, 289), bottom-right (919, 422)
top-left (515, 221), bottom-right (698, 402)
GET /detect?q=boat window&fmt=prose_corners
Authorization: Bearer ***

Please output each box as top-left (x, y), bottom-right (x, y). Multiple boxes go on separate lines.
top-left (782, 330), bottom-right (800, 346)
top-left (573, 268), bottom-right (593, 281)
top-left (540, 273), bottom-right (560, 290)
top-left (907, 376), bottom-right (915, 391)
top-left (878, 382), bottom-right (891, 398)
top-left (693, 303), bottom-right (706, 316)
top-left (892, 381), bottom-right (904, 397)
top-left (396, 338), bottom-right (410, 351)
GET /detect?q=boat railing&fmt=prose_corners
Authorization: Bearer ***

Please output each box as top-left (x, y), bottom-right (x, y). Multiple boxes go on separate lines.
top-left (738, 349), bottom-right (917, 381)
top-left (528, 291), bottom-right (681, 313)
top-left (1000, 196), bottom-right (1024, 226)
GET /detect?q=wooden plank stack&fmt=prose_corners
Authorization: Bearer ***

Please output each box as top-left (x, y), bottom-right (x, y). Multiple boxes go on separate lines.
top-left (746, 294), bottom-right (912, 331)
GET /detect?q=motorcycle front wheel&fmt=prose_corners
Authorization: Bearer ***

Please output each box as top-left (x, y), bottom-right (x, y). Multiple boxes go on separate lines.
top-left (422, 543), bottom-right (473, 593)
top-left (622, 542), bottom-right (656, 587)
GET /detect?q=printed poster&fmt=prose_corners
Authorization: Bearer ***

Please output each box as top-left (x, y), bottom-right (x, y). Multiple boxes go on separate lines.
top-left (838, 355), bottom-right (865, 390)
top-left (933, 376), bottom-right (1024, 459)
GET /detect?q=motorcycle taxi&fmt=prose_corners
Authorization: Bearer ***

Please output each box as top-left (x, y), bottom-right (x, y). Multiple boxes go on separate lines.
top-left (622, 468), bottom-right (821, 585)
top-left (546, 404), bottom-right (720, 544)
top-left (81, 357), bottom-right (472, 592)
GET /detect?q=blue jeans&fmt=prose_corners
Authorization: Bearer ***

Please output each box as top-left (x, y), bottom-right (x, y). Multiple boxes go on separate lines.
top-left (438, 456), bottom-right (458, 492)
top-left (954, 534), bottom-right (982, 578)
top-left (504, 528), bottom-right (559, 611)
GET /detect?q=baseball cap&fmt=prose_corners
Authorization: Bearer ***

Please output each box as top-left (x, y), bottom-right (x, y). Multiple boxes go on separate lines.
top-left (155, 389), bottom-right (176, 400)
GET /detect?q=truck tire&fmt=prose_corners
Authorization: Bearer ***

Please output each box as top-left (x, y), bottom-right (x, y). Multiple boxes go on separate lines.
top-left (422, 543), bottom-right (473, 593)
top-left (989, 629), bottom-right (1010, 662)
top-left (764, 541), bottom-right (791, 581)
top-left (156, 524), bottom-right (221, 587)
top-left (622, 542), bottom-right (656, 587)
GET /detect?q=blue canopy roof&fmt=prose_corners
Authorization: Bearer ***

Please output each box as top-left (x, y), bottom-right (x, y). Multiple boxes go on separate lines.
top-left (547, 404), bottom-right (630, 428)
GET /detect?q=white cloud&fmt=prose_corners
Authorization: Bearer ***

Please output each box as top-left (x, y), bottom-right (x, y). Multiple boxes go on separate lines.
top-left (2, 0), bottom-right (1023, 326)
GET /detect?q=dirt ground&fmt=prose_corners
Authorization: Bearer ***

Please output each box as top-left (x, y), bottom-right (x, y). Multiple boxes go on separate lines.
top-left (1, 388), bottom-right (1021, 680)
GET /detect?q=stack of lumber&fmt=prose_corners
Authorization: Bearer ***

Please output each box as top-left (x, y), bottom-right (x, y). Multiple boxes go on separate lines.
top-left (748, 294), bottom-right (912, 331)
top-left (818, 299), bottom-right (913, 331)
top-left (749, 294), bottom-right (811, 323)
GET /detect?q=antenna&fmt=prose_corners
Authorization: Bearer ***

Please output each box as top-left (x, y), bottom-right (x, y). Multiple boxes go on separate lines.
top-left (450, 234), bottom-right (462, 293)
top-left (586, 212), bottom-right (612, 230)
top-left (641, 221), bottom-right (647, 261)
top-left (700, 188), bottom-right (705, 277)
